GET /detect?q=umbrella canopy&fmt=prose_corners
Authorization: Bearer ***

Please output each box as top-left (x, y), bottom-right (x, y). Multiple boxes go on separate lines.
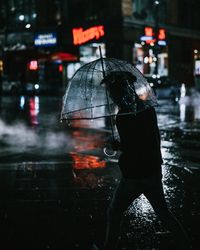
top-left (61, 57), bottom-right (158, 121)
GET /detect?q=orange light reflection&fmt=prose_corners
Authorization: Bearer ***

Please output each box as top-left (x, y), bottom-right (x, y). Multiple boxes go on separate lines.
top-left (70, 152), bottom-right (106, 170)
top-left (72, 130), bottom-right (104, 152)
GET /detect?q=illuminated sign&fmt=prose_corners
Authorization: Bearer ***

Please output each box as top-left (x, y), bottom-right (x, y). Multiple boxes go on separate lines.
top-left (140, 27), bottom-right (166, 45)
top-left (158, 28), bottom-right (166, 40)
top-left (59, 64), bottom-right (63, 72)
top-left (34, 32), bottom-right (57, 46)
top-left (29, 60), bottom-right (38, 70)
top-left (195, 60), bottom-right (200, 75)
top-left (145, 27), bottom-right (153, 37)
top-left (72, 25), bottom-right (105, 45)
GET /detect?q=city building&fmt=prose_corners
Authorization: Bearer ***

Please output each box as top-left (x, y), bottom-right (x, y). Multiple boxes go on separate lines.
top-left (0, 0), bottom-right (200, 94)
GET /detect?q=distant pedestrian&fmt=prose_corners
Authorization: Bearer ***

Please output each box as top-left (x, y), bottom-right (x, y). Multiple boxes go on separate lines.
top-left (102, 72), bottom-right (192, 250)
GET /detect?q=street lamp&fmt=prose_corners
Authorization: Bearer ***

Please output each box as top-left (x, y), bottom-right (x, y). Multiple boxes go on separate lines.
top-left (19, 15), bottom-right (25, 21)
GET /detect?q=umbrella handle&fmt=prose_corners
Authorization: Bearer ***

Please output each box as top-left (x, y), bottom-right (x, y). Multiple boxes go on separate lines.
top-left (103, 147), bottom-right (117, 157)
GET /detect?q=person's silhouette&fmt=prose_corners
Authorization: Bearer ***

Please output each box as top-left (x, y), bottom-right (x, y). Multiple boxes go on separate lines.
top-left (103, 72), bottom-right (192, 250)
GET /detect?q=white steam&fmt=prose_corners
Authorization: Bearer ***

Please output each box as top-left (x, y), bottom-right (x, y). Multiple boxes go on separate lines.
top-left (0, 119), bottom-right (74, 154)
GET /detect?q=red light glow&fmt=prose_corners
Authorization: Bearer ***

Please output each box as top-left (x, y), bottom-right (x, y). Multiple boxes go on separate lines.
top-left (72, 25), bottom-right (105, 45)
top-left (50, 52), bottom-right (78, 61)
top-left (59, 64), bottom-right (63, 72)
top-left (29, 60), bottom-right (38, 70)
top-left (29, 97), bottom-right (39, 125)
top-left (144, 27), bottom-right (166, 41)
top-left (145, 27), bottom-right (153, 37)
top-left (70, 152), bottom-right (106, 169)
top-left (158, 28), bottom-right (166, 40)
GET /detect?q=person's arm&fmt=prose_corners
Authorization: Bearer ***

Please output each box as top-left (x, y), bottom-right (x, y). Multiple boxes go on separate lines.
top-left (111, 139), bottom-right (121, 151)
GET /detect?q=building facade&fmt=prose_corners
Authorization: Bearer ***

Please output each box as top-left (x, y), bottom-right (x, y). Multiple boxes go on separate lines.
top-left (0, 0), bottom-right (200, 93)
top-left (121, 0), bottom-right (200, 87)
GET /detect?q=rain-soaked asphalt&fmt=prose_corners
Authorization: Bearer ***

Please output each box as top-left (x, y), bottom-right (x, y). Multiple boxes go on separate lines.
top-left (0, 90), bottom-right (200, 250)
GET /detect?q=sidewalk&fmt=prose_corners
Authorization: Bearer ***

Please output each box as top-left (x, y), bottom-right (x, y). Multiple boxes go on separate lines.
top-left (0, 154), bottom-right (199, 250)
top-left (0, 95), bottom-right (199, 249)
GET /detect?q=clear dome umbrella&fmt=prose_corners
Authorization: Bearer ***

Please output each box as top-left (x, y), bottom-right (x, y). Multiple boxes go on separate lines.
top-left (61, 48), bottom-right (158, 155)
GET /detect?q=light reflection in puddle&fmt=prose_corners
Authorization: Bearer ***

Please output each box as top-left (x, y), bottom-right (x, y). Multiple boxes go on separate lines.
top-left (128, 195), bottom-right (154, 217)
top-left (179, 88), bottom-right (200, 121)
top-left (71, 129), bottom-right (106, 153)
top-left (69, 127), bottom-right (107, 188)
top-left (29, 96), bottom-right (40, 125)
top-left (70, 152), bottom-right (106, 170)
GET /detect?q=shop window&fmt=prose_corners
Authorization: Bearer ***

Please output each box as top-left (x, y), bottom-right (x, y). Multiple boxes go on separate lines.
top-left (80, 43), bottom-right (106, 63)
top-left (133, 43), bottom-right (168, 77)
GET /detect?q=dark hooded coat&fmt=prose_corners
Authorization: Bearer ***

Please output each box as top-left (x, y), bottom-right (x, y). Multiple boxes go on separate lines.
top-left (116, 107), bottom-right (163, 179)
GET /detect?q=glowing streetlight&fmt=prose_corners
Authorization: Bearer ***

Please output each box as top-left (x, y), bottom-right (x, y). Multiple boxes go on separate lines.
top-left (25, 23), bottom-right (31, 29)
top-left (154, 1), bottom-right (160, 5)
top-left (19, 15), bottom-right (25, 21)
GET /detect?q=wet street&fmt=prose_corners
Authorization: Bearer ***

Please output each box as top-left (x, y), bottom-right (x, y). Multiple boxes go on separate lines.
top-left (0, 92), bottom-right (200, 250)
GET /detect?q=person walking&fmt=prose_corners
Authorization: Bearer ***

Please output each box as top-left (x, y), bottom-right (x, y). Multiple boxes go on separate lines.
top-left (101, 72), bottom-right (192, 250)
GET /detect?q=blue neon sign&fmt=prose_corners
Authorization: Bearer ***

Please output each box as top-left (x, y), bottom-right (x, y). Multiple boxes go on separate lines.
top-left (34, 32), bottom-right (57, 46)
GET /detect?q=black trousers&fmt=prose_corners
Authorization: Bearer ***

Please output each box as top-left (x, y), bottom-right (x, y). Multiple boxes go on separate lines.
top-left (105, 175), bottom-right (191, 250)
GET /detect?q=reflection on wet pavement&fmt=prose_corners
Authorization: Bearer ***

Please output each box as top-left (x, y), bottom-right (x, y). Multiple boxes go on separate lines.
top-left (0, 94), bottom-right (199, 249)
top-left (70, 152), bottom-right (106, 169)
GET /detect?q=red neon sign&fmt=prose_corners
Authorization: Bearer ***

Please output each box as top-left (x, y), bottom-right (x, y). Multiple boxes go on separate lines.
top-left (145, 27), bottom-right (166, 40)
top-left (59, 64), bottom-right (63, 72)
top-left (72, 25), bottom-right (105, 45)
top-left (145, 27), bottom-right (153, 37)
top-left (29, 60), bottom-right (38, 70)
top-left (158, 28), bottom-right (166, 40)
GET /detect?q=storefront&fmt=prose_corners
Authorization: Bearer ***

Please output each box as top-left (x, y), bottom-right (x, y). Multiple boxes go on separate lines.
top-left (33, 31), bottom-right (79, 94)
top-left (66, 42), bottom-right (106, 80)
top-left (67, 25), bottom-right (106, 80)
top-left (31, 26), bottom-right (107, 92)
top-left (132, 26), bottom-right (168, 79)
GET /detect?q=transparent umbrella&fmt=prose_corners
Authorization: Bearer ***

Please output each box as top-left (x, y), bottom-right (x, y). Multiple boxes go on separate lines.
top-left (61, 51), bottom-right (158, 156)
top-left (61, 58), bottom-right (157, 121)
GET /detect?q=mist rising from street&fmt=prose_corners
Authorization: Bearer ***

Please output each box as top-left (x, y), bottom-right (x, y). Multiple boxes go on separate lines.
top-left (0, 118), bottom-right (74, 154)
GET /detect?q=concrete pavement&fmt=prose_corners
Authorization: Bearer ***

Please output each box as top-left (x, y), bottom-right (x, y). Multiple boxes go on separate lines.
top-left (0, 95), bottom-right (199, 250)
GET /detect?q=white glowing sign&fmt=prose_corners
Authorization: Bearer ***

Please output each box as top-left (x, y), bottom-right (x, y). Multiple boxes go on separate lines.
top-left (34, 32), bottom-right (57, 46)
top-left (195, 60), bottom-right (200, 75)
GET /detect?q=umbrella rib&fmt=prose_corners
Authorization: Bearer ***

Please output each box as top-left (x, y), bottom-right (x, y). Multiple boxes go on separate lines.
top-left (110, 58), bottom-right (129, 72)
top-left (77, 60), bottom-right (95, 109)
top-left (61, 111), bottom-right (140, 121)
top-left (62, 103), bottom-right (110, 115)
top-left (108, 58), bottom-right (122, 72)
top-left (61, 57), bottom-right (158, 122)
top-left (100, 58), bottom-right (117, 141)
top-left (89, 60), bottom-right (98, 119)
top-left (69, 58), bottom-right (99, 79)
top-left (83, 60), bottom-right (97, 108)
